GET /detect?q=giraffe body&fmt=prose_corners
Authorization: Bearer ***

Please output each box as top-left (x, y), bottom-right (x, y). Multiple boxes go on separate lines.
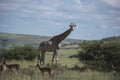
top-left (39, 41), bottom-right (61, 52)
top-left (39, 23), bottom-right (76, 65)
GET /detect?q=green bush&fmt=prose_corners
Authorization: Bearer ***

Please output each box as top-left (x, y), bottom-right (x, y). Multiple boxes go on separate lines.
top-left (78, 41), bottom-right (120, 72)
top-left (0, 44), bottom-right (38, 60)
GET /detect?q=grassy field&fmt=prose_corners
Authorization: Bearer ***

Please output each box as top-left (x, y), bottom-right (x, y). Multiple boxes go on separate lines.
top-left (0, 45), bottom-right (120, 80)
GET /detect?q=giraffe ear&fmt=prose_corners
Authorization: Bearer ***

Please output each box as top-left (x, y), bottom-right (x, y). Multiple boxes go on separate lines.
top-left (74, 24), bottom-right (76, 27)
top-left (72, 23), bottom-right (76, 27)
top-left (69, 23), bottom-right (72, 27)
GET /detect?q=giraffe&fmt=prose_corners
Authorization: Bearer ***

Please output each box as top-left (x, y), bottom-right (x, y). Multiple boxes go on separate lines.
top-left (39, 23), bottom-right (76, 65)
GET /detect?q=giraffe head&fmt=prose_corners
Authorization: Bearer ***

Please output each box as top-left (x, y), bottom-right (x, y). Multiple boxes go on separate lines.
top-left (69, 23), bottom-right (76, 31)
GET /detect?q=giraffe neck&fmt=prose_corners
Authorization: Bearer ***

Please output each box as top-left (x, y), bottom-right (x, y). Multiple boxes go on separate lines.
top-left (50, 28), bottom-right (72, 43)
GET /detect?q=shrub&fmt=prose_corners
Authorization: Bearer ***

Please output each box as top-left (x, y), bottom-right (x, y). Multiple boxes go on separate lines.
top-left (78, 41), bottom-right (120, 72)
top-left (0, 44), bottom-right (38, 60)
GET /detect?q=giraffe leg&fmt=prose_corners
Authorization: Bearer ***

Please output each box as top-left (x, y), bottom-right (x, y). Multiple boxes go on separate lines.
top-left (37, 54), bottom-right (40, 64)
top-left (55, 50), bottom-right (59, 62)
top-left (43, 53), bottom-right (45, 65)
top-left (40, 50), bottom-right (45, 65)
top-left (40, 51), bottom-right (43, 65)
top-left (52, 52), bottom-right (56, 64)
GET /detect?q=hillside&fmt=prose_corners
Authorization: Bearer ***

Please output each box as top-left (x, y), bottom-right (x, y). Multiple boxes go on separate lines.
top-left (0, 32), bottom-right (82, 48)
top-left (102, 36), bottom-right (120, 41)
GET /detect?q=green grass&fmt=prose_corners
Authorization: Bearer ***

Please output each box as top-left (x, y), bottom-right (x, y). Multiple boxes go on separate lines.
top-left (45, 48), bottom-right (81, 67)
top-left (0, 45), bottom-right (120, 80)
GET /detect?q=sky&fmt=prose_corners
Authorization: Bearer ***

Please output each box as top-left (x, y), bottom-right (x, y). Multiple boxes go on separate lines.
top-left (0, 0), bottom-right (120, 40)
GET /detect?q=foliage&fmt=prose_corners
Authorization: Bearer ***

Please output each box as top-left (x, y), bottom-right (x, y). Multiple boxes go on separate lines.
top-left (0, 44), bottom-right (38, 60)
top-left (78, 40), bottom-right (120, 72)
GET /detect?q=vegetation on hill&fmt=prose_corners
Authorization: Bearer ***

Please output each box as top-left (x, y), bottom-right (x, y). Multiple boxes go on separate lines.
top-left (102, 36), bottom-right (120, 41)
